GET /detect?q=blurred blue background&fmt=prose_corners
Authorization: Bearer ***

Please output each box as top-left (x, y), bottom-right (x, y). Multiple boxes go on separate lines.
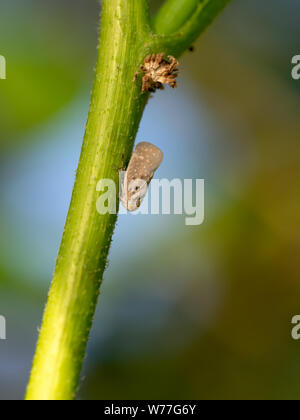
top-left (0, 0), bottom-right (300, 400)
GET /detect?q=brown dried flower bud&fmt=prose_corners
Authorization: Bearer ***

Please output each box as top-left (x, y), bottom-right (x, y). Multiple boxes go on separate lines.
top-left (137, 53), bottom-right (179, 94)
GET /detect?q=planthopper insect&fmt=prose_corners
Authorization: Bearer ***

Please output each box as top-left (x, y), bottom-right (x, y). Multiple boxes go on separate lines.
top-left (121, 142), bottom-right (163, 212)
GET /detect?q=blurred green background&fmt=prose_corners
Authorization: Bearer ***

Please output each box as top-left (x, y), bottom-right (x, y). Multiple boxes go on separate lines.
top-left (0, 0), bottom-right (300, 400)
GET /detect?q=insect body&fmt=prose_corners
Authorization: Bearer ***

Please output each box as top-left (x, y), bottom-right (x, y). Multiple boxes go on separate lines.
top-left (121, 142), bottom-right (163, 211)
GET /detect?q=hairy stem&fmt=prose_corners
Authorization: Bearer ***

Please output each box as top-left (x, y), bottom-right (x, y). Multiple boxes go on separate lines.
top-left (26, 0), bottom-right (231, 400)
top-left (26, 0), bottom-right (150, 400)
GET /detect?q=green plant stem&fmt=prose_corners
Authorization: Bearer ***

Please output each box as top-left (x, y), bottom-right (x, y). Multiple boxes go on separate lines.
top-left (153, 0), bottom-right (199, 35)
top-left (26, 0), bottom-right (150, 401)
top-left (26, 0), bottom-right (231, 401)
top-left (154, 0), bottom-right (232, 57)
